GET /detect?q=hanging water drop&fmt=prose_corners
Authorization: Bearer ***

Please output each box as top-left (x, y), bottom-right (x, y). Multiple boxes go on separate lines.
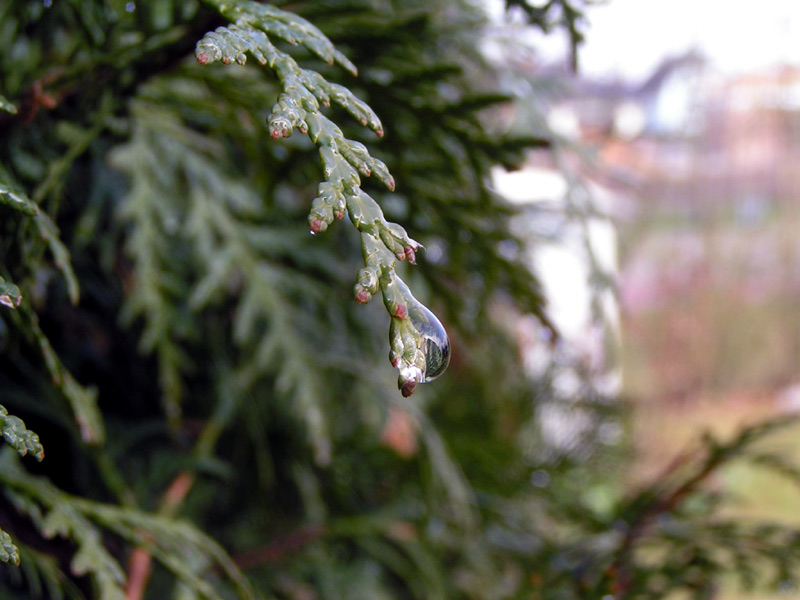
top-left (383, 274), bottom-right (450, 395)
top-left (394, 299), bottom-right (450, 397)
top-left (408, 301), bottom-right (450, 382)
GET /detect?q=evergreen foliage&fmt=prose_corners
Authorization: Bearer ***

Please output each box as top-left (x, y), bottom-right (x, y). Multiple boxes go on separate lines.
top-left (192, 0), bottom-right (452, 396)
top-left (0, 405), bottom-right (44, 462)
top-left (1, 1), bottom-right (800, 599)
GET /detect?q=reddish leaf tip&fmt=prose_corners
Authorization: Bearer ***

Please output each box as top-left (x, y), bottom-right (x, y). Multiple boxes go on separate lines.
top-left (310, 219), bottom-right (325, 234)
top-left (197, 52), bottom-right (210, 65)
top-left (393, 304), bottom-right (407, 320)
top-left (355, 289), bottom-right (371, 304)
top-left (401, 381), bottom-right (416, 397)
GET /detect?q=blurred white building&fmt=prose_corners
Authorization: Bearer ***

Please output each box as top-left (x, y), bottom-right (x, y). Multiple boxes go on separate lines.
top-left (491, 163), bottom-right (623, 454)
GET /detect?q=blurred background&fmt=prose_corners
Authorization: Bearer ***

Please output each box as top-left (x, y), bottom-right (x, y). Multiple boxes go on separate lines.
top-left (493, 2), bottom-right (800, 597)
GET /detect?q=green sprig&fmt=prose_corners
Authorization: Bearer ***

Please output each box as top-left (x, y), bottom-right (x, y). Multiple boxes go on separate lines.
top-left (0, 451), bottom-right (253, 598)
top-left (0, 406), bottom-right (44, 462)
top-left (0, 275), bottom-right (22, 309)
top-left (0, 181), bottom-right (39, 216)
top-left (0, 528), bottom-right (20, 566)
top-left (0, 93), bottom-right (16, 114)
top-left (195, 0), bottom-right (449, 394)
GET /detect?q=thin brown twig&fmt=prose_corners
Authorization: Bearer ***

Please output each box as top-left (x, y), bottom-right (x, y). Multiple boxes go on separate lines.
top-left (125, 471), bottom-right (196, 600)
top-left (608, 439), bottom-right (731, 598)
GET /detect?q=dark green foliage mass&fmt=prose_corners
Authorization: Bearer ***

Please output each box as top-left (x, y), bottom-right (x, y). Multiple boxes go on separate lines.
top-left (1, 1), bottom-right (800, 599)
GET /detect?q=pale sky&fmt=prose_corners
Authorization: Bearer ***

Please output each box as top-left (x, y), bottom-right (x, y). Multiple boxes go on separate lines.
top-left (580, 0), bottom-right (800, 80)
top-left (492, 0), bottom-right (800, 82)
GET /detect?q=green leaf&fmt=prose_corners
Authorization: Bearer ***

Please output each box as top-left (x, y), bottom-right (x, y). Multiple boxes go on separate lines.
top-left (34, 213), bottom-right (80, 305)
top-left (0, 528), bottom-right (20, 566)
top-left (16, 544), bottom-right (84, 599)
top-left (0, 94), bottom-right (16, 114)
top-left (195, 4), bottom-right (451, 393)
top-left (15, 304), bottom-right (104, 445)
top-left (0, 181), bottom-right (39, 216)
top-left (0, 405), bottom-right (44, 461)
top-left (0, 275), bottom-right (22, 309)
top-left (201, 0), bottom-right (357, 74)
top-left (0, 453), bottom-right (253, 597)
top-left (0, 455), bottom-right (124, 592)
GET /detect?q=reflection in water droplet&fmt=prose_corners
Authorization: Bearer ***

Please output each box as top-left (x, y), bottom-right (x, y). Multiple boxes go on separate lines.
top-left (423, 334), bottom-right (449, 381)
top-left (407, 301), bottom-right (450, 382)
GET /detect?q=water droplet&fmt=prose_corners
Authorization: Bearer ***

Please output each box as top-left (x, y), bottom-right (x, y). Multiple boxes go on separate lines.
top-left (407, 301), bottom-right (450, 382)
top-left (125, 1), bottom-right (135, 12)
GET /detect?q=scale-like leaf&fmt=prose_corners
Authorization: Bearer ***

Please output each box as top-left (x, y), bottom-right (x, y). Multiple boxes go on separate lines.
top-left (0, 181), bottom-right (39, 216)
top-left (0, 528), bottom-right (20, 566)
top-left (0, 94), bottom-right (16, 114)
top-left (0, 275), bottom-right (22, 309)
top-left (195, 0), bottom-right (449, 393)
top-left (0, 405), bottom-right (44, 461)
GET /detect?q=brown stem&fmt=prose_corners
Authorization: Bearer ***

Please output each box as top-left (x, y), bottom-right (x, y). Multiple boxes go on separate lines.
top-left (125, 472), bottom-right (196, 600)
top-left (124, 538), bottom-right (155, 600)
top-left (609, 450), bottom-right (725, 598)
